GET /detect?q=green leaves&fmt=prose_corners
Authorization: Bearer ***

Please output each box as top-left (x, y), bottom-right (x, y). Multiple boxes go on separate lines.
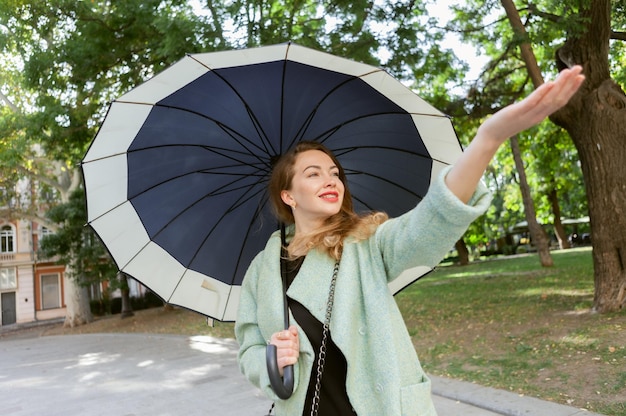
top-left (39, 188), bottom-right (117, 286)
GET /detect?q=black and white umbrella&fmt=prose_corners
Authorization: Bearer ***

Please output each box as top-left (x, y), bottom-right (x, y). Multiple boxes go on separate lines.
top-left (82, 42), bottom-right (462, 323)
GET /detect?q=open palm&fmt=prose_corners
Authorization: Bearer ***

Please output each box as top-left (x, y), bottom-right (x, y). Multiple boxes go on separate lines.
top-left (479, 65), bottom-right (585, 141)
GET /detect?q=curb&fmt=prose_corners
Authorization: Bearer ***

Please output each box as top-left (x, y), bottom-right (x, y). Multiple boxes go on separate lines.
top-left (431, 375), bottom-right (605, 416)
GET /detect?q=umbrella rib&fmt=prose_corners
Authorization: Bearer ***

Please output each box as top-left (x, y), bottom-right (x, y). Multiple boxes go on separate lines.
top-left (331, 145), bottom-right (446, 165)
top-left (128, 142), bottom-right (273, 178)
top-left (282, 66), bottom-right (449, 146)
top-left (351, 193), bottom-right (423, 212)
top-left (89, 167), bottom-right (265, 230)
top-left (186, 54), bottom-right (279, 158)
top-left (279, 48), bottom-right (289, 154)
top-left (228, 190), bottom-right (272, 283)
top-left (132, 168), bottom-right (266, 202)
top-left (315, 112), bottom-right (451, 147)
top-left (288, 69), bottom-right (379, 143)
top-left (177, 180), bottom-right (270, 280)
top-left (152, 101), bottom-right (276, 169)
top-left (343, 168), bottom-right (425, 201)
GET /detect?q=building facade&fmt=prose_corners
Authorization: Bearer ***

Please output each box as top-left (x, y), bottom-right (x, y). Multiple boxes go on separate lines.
top-left (1, 218), bottom-right (149, 327)
top-left (0, 219), bottom-right (66, 326)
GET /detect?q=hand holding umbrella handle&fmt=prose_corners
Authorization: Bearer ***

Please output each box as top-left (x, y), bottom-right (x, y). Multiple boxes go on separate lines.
top-left (266, 344), bottom-right (294, 399)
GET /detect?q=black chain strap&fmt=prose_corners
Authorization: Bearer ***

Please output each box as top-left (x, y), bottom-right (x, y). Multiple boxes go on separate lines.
top-left (309, 260), bottom-right (340, 416)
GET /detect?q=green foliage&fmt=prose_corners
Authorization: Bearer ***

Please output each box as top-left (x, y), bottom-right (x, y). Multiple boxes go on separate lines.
top-left (1, 0), bottom-right (219, 163)
top-left (428, 0), bottom-right (620, 247)
top-left (39, 188), bottom-right (117, 286)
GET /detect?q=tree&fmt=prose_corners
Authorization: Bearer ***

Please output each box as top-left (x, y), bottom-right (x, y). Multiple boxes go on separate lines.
top-left (0, 0), bottom-right (219, 325)
top-left (526, 123), bottom-right (586, 249)
top-left (447, 0), bottom-right (626, 312)
top-left (510, 133), bottom-right (553, 264)
top-left (548, 0), bottom-right (626, 312)
top-left (118, 272), bottom-right (135, 319)
top-left (39, 190), bottom-right (119, 325)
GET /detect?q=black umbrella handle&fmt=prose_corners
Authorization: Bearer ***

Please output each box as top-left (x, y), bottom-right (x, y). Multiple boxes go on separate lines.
top-left (266, 344), bottom-right (294, 399)
top-left (265, 223), bottom-right (295, 399)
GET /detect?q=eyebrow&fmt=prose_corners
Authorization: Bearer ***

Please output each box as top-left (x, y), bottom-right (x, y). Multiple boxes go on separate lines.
top-left (302, 165), bottom-right (338, 173)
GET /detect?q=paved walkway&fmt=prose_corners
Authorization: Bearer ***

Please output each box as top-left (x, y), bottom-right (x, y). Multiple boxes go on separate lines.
top-left (0, 331), bottom-right (602, 416)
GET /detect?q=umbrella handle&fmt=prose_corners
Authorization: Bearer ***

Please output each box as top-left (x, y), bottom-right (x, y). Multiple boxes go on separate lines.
top-left (266, 344), bottom-right (294, 399)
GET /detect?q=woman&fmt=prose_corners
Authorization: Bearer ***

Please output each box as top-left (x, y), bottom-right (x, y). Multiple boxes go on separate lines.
top-left (235, 66), bottom-right (584, 416)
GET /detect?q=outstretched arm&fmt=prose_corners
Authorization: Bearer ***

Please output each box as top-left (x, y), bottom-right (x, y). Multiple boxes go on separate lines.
top-left (445, 66), bottom-right (585, 203)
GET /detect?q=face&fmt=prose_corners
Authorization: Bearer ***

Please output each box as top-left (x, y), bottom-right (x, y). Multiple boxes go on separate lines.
top-left (281, 150), bottom-right (345, 233)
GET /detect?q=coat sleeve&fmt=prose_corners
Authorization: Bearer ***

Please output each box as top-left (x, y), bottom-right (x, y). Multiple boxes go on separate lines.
top-left (374, 166), bottom-right (492, 280)
top-left (234, 253), bottom-right (275, 397)
top-left (234, 251), bottom-right (301, 401)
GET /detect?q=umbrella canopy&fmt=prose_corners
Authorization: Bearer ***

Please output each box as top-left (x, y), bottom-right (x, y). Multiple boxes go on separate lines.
top-left (82, 42), bottom-right (463, 322)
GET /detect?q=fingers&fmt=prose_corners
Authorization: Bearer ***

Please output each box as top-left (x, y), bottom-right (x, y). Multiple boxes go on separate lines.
top-left (524, 66), bottom-right (584, 114)
top-left (551, 65), bottom-right (585, 106)
top-left (270, 328), bottom-right (300, 375)
top-left (537, 66), bottom-right (585, 108)
top-left (287, 325), bottom-right (299, 336)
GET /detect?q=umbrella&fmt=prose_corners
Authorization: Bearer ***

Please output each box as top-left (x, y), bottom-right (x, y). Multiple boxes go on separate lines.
top-left (82, 42), bottom-right (462, 396)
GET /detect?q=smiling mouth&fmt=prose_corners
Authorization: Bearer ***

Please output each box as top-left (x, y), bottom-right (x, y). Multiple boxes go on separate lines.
top-left (320, 192), bottom-right (339, 200)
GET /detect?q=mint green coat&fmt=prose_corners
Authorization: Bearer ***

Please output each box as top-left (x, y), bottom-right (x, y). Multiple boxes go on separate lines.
top-left (235, 169), bottom-right (491, 415)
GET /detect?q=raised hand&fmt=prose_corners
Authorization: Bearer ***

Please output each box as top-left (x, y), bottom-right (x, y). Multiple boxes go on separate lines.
top-left (478, 65), bottom-right (585, 143)
top-left (445, 65), bottom-right (585, 204)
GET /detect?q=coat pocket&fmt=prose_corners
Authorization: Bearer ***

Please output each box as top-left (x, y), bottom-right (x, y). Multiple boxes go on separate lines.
top-left (400, 376), bottom-right (438, 416)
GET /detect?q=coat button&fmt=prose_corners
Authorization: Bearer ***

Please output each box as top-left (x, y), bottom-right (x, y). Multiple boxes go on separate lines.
top-left (375, 383), bottom-right (384, 393)
top-left (358, 326), bottom-right (366, 335)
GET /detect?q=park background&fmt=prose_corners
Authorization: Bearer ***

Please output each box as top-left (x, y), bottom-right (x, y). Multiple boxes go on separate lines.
top-left (0, 0), bottom-right (624, 414)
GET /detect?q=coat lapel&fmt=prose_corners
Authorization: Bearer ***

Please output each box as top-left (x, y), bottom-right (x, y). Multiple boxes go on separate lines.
top-left (285, 248), bottom-right (336, 323)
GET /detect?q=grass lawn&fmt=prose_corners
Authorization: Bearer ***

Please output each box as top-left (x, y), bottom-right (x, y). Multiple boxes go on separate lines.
top-left (397, 247), bottom-right (625, 415)
top-left (34, 247), bottom-right (625, 414)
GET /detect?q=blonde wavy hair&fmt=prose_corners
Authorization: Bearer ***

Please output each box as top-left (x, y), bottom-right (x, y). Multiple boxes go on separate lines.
top-left (268, 141), bottom-right (388, 260)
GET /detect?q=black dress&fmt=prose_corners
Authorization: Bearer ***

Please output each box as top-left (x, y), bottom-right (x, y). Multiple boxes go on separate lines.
top-left (284, 257), bottom-right (357, 416)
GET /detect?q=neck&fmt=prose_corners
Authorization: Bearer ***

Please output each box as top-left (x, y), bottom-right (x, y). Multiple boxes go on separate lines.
top-left (293, 217), bottom-right (326, 238)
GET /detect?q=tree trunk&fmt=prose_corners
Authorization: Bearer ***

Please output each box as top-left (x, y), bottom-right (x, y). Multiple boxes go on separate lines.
top-left (63, 269), bottom-right (93, 327)
top-left (500, 0), bottom-right (554, 267)
top-left (550, 0), bottom-right (626, 312)
top-left (548, 188), bottom-right (571, 249)
top-left (119, 272), bottom-right (134, 319)
top-left (510, 136), bottom-right (554, 266)
top-left (455, 239), bottom-right (470, 266)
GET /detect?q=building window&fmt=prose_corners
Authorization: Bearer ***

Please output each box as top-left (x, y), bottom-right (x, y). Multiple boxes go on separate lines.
top-left (1, 225), bottom-right (14, 253)
top-left (38, 226), bottom-right (54, 252)
top-left (0, 268), bottom-right (17, 290)
top-left (41, 273), bottom-right (61, 309)
top-left (40, 226), bottom-right (54, 239)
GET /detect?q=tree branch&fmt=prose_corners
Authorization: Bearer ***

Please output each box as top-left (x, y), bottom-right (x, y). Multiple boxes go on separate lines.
top-left (526, 4), bottom-right (563, 23)
top-left (0, 89), bottom-right (20, 113)
top-left (611, 30), bottom-right (626, 41)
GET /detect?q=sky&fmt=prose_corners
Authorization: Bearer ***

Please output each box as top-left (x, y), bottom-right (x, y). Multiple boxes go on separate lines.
top-left (188, 0), bottom-right (489, 80)
top-left (425, 1), bottom-right (489, 79)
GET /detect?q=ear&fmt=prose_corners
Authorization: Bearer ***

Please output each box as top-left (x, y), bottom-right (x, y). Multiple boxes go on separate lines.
top-left (280, 190), bottom-right (294, 207)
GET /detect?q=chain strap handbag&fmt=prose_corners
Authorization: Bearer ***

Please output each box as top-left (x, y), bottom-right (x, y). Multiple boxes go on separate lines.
top-left (309, 260), bottom-right (340, 416)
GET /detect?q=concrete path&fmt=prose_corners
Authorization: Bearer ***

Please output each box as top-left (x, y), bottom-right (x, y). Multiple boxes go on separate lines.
top-left (0, 332), bottom-right (602, 416)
